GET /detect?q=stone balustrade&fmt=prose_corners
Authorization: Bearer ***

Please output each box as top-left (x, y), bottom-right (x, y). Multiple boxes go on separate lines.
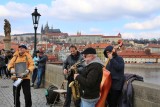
top-left (44, 64), bottom-right (160, 107)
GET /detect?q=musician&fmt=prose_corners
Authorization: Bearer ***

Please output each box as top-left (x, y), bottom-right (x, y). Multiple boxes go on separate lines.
top-left (8, 44), bottom-right (34, 107)
top-left (103, 45), bottom-right (125, 107)
top-left (74, 47), bottom-right (103, 107)
top-left (63, 45), bottom-right (84, 107)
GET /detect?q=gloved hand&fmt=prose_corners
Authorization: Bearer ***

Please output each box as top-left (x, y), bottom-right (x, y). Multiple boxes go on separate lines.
top-left (20, 69), bottom-right (30, 78)
top-left (10, 69), bottom-right (15, 74)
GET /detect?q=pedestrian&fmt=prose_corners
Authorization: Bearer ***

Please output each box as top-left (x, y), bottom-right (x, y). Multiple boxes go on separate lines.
top-left (31, 50), bottom-right (40, 87)
top-left (63, 45), bottom-right (84, 107)
top-left (74, 47), bottom-right (103, 107)
top-left (35, 51), bottom-right (48, 89)
top-left (103, 45), bottom-right (125, 107)
top-left (5, 50), bottom-right (13, 78)
top-left (7, 44), bottom-right (34, 107)
top-left (0, 54), bottom-right (6, 79)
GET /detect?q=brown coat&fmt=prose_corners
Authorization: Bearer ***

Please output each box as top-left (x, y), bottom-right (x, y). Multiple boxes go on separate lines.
top-left (8, 50), bottom-right (34, 79)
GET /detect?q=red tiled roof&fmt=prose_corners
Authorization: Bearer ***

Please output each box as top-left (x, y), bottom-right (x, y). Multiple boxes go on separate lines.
top-left (146, 44), bottom-right (160, 48)
top-left (69, 34), bottom-right (103, 37)
top-left (102, 36), bottom-right (121, 38)
top-left (118, 49), bottom-right (160, 58)
top-left (85, 43), bottom-right (110, 49)
top-left (46, 33), bottom-right (68, 37)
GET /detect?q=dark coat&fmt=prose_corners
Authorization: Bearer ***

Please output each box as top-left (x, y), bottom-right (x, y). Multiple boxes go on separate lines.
top-left (106, 55), bottom-right (125, 90)
top-left (63, 51), bottom-right (83, 81)
top-left (76, 57), bottom-right (103, 99)
top-left (119, 73), bottom-right (143, 107)
top-left (38, 55), bottom-right (48, 67)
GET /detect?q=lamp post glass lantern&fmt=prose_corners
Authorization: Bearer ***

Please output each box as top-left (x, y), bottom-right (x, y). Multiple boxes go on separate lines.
top-left (32, 7), bottom-right (41, 56)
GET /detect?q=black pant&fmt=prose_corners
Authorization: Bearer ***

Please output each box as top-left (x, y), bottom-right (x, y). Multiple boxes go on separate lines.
top-left (63, 81), bottom-right (80, 107)
top-left (0, 66), bottom-right (8, 77)
top-left (13, 79), bottom-right (32, 107)
top-left (107, 89), bottom-right (121, 107)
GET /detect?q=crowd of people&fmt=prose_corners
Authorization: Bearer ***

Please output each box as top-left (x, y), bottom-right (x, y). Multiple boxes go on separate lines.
top-left (1, 43), bottom-right (125, 107)
top-left (0, 48), bottom-right (14, 79)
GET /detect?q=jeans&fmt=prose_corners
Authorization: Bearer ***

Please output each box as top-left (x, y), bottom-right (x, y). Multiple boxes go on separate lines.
top-left (13, 79), bottom-right (32, 107)
top-left (32, 68), bottom-right (38, 84)
top-left (80, 97), bottom-right (99, 107)
top-left (36, 67), bottom-right (45, 88)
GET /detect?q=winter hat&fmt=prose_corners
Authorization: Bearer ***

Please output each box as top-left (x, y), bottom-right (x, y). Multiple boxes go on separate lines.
top-left (18, 44), bottom-right (27, 49)
top-left (81, 47), bottom-right (96, 54)
top-left (103, 45), bottom-right (113, 58)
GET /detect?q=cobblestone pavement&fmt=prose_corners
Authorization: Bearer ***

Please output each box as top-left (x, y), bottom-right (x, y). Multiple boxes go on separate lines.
top-left (0, 78), bottom-right (74, 107)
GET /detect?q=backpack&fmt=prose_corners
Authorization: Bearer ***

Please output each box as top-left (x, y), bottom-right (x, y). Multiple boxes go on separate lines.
top-left (45, 85), bottom-right (60, 105)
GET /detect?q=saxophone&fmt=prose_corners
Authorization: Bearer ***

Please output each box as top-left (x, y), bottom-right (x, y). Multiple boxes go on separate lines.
top-left (68, 60), bottom-right (85, 100)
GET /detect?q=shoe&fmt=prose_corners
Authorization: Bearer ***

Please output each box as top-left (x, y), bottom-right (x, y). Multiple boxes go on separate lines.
top-left (30, 83), bottom-right (34, 87)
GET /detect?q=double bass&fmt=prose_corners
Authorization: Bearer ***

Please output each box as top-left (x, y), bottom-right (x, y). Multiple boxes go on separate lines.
top-left (96, 40), bottom-right (123, 107)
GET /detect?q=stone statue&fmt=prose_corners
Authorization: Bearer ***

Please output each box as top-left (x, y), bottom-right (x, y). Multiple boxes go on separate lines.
top-left (4, 19), bottom-right (11, 36)
top-left (3, 19), bottom-right (11, 50)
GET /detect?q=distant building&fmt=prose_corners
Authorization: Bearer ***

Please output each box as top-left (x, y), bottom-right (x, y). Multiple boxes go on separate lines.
top-left (41, 22), bottom-right (61, 34)
top-left (145, 44), bottom-right (160, 53)
top-left (41, 22), bottom-right (68, 43)
top-left (11, 33), bottom-right (41, 43)
top-left (118, 49), bottom-right (160, 63)
top-left (67, 32), bottom-right (103, 44)
top-left (102, 33), bottom-right (122, 44)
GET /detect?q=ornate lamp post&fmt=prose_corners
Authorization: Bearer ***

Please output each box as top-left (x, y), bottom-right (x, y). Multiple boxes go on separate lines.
top-left (31, 7), bottom-right (41, 56)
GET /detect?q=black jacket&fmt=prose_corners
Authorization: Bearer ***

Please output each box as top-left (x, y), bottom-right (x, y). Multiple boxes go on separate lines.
top-left (76, 57), bottom-right (103, 99)
top-left (63, 51), bottom-right (83, 81)
top-left (106, 55), bottom-right (125, 90)
top-left (38, 55), bottom-right (48, 67)
top-left (119, 73), bottom-right (143, 107)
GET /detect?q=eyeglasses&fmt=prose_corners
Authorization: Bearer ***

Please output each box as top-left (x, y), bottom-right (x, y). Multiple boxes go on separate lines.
top-left (83, 54), bottom-right (89, 58)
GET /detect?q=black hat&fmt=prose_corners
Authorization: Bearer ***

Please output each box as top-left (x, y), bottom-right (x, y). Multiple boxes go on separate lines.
top-left (81, 47), bottom-right (96, 54)
top-left (18, 45), bottom-right (27, 49)
top-left (103, 45), bottom-right (113, 58)
top-left (36, 50), bottom-right (40, 53)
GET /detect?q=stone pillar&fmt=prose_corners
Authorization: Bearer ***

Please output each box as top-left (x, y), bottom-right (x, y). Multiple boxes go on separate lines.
top-left (3, 37), bottom-right (11, 50)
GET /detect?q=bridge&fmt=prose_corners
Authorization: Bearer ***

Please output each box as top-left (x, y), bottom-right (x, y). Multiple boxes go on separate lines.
top-left (0, 64), bottom-right (160, 107)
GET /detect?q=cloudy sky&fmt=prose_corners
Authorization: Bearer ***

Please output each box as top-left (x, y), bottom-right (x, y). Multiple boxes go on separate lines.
top-left (0, 0), bottom-right (160, 39)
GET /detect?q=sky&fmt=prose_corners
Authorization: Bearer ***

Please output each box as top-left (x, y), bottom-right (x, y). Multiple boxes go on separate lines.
top-left (0, 0), bottom-right (160, 39)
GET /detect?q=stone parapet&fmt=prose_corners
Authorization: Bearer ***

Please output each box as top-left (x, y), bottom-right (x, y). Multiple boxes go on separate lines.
top-left (133, 81), bottom-right (160, 107)
top-left (45, 64), bottom-right (67, 89)
top-left (45, 64), bottom-right (160, 106)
